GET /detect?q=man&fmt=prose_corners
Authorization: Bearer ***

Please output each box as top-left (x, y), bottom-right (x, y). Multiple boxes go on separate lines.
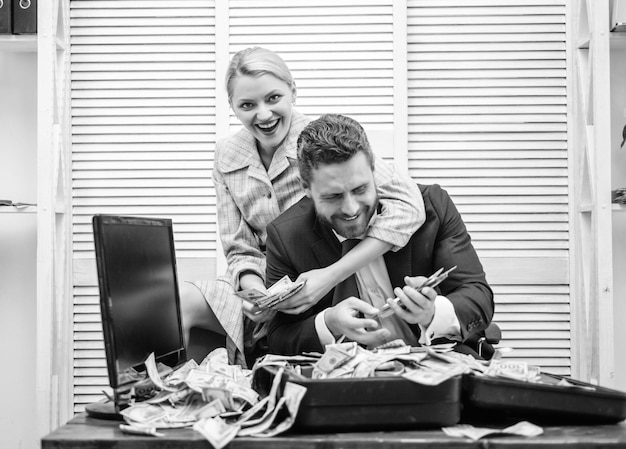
top-left (265, 114), bottom-right (493, 356)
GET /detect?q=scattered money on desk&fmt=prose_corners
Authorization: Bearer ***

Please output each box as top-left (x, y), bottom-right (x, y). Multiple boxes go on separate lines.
top-left (443, 421), bottom-right (543, 440)
top-left (117, 341), bottom-right (549, 446)
top-left (235, 275), bottom-right (305, 310)
top-left (117, 348), bottom-right (306, 448)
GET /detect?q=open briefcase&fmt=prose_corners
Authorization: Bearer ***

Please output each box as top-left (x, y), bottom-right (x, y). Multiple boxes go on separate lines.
top-left (253, 364), bottom-right (462, 432)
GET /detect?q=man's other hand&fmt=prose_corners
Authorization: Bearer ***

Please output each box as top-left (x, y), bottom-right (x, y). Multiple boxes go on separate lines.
top-left (325, 297), bottom-right (390, 347)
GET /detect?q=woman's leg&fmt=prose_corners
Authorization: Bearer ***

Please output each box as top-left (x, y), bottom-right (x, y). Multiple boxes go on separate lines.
top-left (179, 281), bottom-right (227, 356)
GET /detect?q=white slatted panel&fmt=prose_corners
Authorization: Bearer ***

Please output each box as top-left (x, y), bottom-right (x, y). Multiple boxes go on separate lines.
top-left (70, 0), bottom-right (217, 412)
top-left (228, 0), bottom-right (396, 146)
top-left (408, 0), bottom-right (569, 374)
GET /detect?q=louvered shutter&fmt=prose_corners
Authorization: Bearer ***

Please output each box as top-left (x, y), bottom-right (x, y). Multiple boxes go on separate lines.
top-left (70, 0), bottom-right (218, 412)
top-left (407, 0), bottom-right (570, 374)
top-left (228, 0), bottom-right (397, 155)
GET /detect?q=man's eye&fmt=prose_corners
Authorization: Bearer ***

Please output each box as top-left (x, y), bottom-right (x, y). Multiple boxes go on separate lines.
top-left (354, 185), bottom-right (368, 194)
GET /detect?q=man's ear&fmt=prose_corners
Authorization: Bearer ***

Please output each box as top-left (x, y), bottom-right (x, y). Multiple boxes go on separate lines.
top-left (301, 179), bottom-right (311, 197)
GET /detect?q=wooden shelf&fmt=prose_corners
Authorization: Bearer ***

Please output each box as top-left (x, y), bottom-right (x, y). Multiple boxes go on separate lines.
top-left (0, 35), bottom-right (37, 52)
top-left (0, 206), bottom-right (37, 213)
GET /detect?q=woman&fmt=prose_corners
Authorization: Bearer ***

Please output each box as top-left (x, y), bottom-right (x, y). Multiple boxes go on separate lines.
top-left (182, 47), bottom-right (425, 367)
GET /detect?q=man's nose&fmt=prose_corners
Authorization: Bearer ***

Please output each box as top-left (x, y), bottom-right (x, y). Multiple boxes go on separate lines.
top-left (341, 195), bottom-right (359, 216)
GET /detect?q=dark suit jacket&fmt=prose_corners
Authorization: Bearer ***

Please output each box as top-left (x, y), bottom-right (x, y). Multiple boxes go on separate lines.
top-left (265, 183), bottom-right (494, 355)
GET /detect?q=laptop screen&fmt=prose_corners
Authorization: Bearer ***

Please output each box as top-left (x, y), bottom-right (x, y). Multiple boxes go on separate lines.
top-left (92, 215), bottom-right (186, 391)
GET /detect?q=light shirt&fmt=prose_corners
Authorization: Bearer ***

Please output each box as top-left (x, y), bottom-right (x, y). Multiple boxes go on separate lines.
top-left (315, 222), bottom-right (461, 346)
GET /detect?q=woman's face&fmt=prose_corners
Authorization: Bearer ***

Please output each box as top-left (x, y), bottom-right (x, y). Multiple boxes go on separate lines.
top-left (230, 74), bottom-right (295, 153)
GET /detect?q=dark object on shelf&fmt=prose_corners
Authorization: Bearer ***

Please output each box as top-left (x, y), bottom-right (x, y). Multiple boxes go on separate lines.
top-left (253, 365), bottom-right (462, 432)
top-left (613, 188), bottom-right (626, 204)
top-left (462, 372), bottom-right (626, 425)
top-left (0, 0), bottom-right (11, 34)
top-left (11, 0), bottom-right (35, 35)
top-left (0, 199), bottom-right (36, 207)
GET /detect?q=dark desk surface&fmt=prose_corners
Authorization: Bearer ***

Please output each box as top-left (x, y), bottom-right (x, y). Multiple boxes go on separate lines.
top-left (42, 414), bottom-right (626, 449)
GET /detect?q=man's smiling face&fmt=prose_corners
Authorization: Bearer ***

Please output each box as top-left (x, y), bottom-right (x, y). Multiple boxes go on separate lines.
top-left (305, 151), bottom-right (378, 238)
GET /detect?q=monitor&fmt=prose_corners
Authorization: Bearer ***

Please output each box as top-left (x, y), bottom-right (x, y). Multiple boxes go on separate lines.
top-left (92, 215), bottom-right (186, 412)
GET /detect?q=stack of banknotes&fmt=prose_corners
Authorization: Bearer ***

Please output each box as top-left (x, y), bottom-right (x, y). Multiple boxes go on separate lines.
top-left (235, 275), bottom-right (305, 310)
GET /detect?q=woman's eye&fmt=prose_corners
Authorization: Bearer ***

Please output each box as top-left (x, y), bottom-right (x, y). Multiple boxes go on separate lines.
top-left (239, 103), bottom-right (253, 110)
top-left (268, 94), bottom-right (281, 103)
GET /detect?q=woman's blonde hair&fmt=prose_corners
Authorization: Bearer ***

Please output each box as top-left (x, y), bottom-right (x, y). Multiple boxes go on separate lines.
top-left (225, 47), bottom-right (296, 102)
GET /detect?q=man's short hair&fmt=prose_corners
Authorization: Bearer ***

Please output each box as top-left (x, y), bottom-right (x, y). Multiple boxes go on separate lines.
top-left (297, 114), bottom-right (375, 188)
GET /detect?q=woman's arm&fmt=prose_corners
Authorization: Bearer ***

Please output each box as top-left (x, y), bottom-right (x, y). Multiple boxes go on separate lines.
top-left (367, 156), bottom-right (424, 250)
top-left (213, 162), bottom-right (266, 291)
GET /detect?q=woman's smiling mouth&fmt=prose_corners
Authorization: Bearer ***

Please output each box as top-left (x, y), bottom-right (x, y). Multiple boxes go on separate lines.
top-left (256, 119), bottom-right (280, 133)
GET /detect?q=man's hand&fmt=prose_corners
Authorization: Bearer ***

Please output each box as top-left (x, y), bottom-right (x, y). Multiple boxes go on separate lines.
top-left (386, 275), bottom-right (437, 328)
top-left (271, 267), bottom-right (337, 315)
top-left (325, 297), bottom-right (390, 347)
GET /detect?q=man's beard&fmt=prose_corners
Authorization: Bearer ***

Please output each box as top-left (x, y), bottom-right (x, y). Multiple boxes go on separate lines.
top-left (315, 198), bottom-right (378, 239)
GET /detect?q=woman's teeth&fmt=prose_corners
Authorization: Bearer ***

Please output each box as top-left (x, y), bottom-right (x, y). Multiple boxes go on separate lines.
top-left (257, 120), bottom-right (279, 131)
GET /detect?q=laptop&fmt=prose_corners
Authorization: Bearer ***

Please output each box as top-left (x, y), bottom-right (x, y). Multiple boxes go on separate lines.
top-left (89, 214), bottom-right (187, 416)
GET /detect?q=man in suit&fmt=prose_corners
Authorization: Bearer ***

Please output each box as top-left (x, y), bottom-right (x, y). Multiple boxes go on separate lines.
top-left (265, 114), bottom-right (494, 356)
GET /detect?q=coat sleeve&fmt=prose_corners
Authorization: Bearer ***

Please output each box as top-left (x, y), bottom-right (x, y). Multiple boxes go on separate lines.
top-left (427, 184), bottom-right (494, 340)
top-left (213, 142), bottom-right (266, 289)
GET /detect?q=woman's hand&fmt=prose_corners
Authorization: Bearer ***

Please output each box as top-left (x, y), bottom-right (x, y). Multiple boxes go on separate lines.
top-left (239, 272), bottom-right (275, 323)
top-left (242, 300), bottom-right (276, 323)
top-left (271, 267), bottom-right (339, 315)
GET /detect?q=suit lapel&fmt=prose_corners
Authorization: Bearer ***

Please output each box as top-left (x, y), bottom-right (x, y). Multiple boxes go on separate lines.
top-left (384, 244), bottom-right (413, 289)
top-left (311, 216), bottom-right (342, 269)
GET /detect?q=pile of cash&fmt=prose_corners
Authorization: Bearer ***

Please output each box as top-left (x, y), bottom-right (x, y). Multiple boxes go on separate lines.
top-left (118, 348), bottom-right (307, 448)
top-left (236, 275), bottom-right (305, 310)
top-left (279, 339), bottom-right (545, 387)
top-left (302, 339), bottom-right (484, 385)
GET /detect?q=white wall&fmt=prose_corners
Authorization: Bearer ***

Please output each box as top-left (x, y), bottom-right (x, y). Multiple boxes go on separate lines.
top-left (0, 51), bottom-right (38, 449)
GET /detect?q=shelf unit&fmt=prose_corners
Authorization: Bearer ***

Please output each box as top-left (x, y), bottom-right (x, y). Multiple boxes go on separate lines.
top-left (568, 0), bottom-right (624, 387)
top-left (2, 2), bottom-right (73, 440)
